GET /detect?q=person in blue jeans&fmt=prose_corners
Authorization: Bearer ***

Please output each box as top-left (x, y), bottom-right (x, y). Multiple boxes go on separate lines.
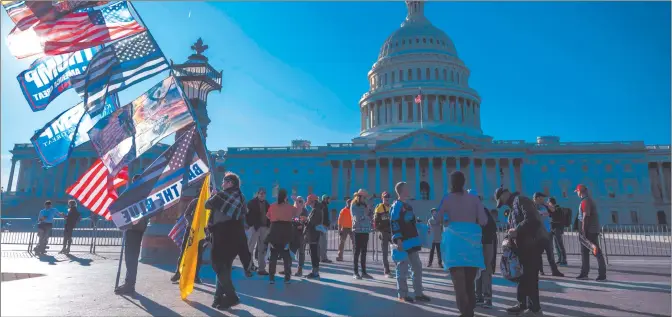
top-left (390, 181), bottom-right (430, 303)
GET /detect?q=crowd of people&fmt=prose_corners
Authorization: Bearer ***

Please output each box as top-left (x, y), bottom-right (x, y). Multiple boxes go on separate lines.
top-left (32, 169), bottom-right (608, 316)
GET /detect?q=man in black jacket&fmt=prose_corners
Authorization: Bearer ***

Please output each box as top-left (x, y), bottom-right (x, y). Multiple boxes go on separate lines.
top-left (115, 175), bottom-right (149, 296)
top-left (374, 192), bottom-right (392, 277)
top-left (495, 187), bottom-right (545, 316)
top-left (245, 188), bottom-right (270, 275)
top-left (170, 197), bottom-right (206, 284)
top-left (548, 197), bottom-right (567, 265)
top-left (319, 195), bottom-right (332, 263)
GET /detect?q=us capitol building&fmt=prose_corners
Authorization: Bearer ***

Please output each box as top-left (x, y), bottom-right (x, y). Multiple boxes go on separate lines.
top-left (3, 2), bottom-right (670, 226)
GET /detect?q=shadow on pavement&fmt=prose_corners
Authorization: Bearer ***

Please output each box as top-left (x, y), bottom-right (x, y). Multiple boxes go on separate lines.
top-left (66, 254), bottom-right (93, 266)
top-left (37, 254), bottom-right (60, 265)
top-left (120, 293), bottom-right (181, 317)
top-left (183, 299), bottom-right (227, 316)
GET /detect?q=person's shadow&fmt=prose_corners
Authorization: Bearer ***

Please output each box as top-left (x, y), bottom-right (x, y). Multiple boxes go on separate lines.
top-left (66, 254), bottom-right (93, 266)
top-left (120, 293), bottom-right (181, 317)
top-left (37, 254), bottom-right (59, 265)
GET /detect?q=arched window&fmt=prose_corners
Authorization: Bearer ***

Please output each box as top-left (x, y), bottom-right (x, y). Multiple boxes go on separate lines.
top-left (420, 181), bottom-right (430, 200)
top-left (443, 69), bottom-right (447, 81)
top-left (399, 69), bottom-right (404, 82)
top-left (408, 69), bottom-right (413, 80)
top-left (417, 68), bottom-right (422, 80)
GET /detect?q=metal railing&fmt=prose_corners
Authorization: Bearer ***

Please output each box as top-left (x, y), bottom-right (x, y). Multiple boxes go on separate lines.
top-left (1, 218), bottom-right (123, 253)
top-left (1, 218), bottom-right (669, 259)
top-left (325, 224), bottom-right (671, 263)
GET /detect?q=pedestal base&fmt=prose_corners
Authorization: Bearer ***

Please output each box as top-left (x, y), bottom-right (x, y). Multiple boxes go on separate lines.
top-left (139, 222), bottom-right (212, 265)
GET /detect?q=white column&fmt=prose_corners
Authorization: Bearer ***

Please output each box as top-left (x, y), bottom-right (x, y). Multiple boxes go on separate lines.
top-left (469, 157), bottom-right (476, 190)
top-left (428, 158), bottom-right (434, 200)
top-left (402, 98), bottom-right (409, 123)
top-left (481, 158), bottom-right (488, 200)
top-left (458, 97), bottom-right (464, 124)
top-left (375, 158), bottom-right (381, 194)
top-left (495, 158), bottom-right (501, 188)
top-left (415, 158), bottom-right (421, 199)
top-left (441, 157), bottom-right (448, 194)
top-left (338, 160), bottom-right (343, 199)
top-left (350, 160), bottom-right (357, 194)
top-left (363, 159), bottom-right (369, 190)
top-left (509, 158), bottom-right (515, 191)
top-left (658, 162), bottom-right (668, 201)
top-left (388, 158), bottom-right (394, 193)
top-left (392, 99), bottom-right (399, 124)
top-left (432, 96), bottom-right (440, 122)
top-left (449, 97), bottom-right (455, 122)
top-left (422, 94), bottom-right (429, 125)
top-left (7, 159), bottom-right (16, 192)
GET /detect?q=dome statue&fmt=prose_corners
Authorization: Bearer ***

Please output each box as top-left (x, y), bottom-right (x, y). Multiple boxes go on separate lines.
top-left (354, 1), bottom-right (488, 144)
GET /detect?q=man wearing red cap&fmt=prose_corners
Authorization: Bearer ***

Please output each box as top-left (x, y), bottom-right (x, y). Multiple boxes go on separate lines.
top-left (574, 184), bottom-right (607, 281)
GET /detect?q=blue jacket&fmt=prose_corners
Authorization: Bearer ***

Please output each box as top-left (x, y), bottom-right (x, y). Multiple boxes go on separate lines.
top-left (390, 200), bottom-right (421, 252)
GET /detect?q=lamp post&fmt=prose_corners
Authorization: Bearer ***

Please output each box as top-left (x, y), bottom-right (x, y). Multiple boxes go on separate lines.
top-left (141, 38), bottom-right (223, 264)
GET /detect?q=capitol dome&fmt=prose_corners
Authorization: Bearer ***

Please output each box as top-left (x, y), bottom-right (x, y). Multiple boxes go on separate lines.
top-left (356, 1), bottom-right (484, 143)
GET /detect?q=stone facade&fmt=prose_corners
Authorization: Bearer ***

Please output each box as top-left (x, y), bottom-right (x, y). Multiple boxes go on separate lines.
top-left (3, 1), bottom-right (671, 227)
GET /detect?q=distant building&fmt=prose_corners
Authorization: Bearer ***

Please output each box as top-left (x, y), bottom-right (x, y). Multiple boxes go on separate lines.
top-left (3, 1), bottom-right (670, 225)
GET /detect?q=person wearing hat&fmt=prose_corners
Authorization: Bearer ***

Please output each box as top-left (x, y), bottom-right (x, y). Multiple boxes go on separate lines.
top-left (319, 194), bottom-right (333, 263)
top-left (494, 186), bottom-right (545, 316)
top-left (374, 191), bottom-right (393, 277)
top-left (350, 189), bottom-right (374, 279)
top-left (303, 193), bottom-right (324, 279)
top-left (533, 192), bottom-right (564, 277)
top-left (336, 199), bottom-right (354, 262)
top-left (427, 208), bottom-right (443, 268)
top-left (574, 184), bottom-right (606, 281)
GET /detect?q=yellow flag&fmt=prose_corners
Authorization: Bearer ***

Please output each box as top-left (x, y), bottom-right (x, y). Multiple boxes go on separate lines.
top-left (179, 174), bottom-right (211, 300)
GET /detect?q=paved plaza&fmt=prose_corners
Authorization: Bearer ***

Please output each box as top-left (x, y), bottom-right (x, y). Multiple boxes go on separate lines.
top-left (1, 245), bottom-right (670, 317)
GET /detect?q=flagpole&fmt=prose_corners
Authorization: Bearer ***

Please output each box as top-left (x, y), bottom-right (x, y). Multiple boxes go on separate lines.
top-left (127, 1), bottom-right (217, 191)
top-left (114, 231), bottom-right (126, 290)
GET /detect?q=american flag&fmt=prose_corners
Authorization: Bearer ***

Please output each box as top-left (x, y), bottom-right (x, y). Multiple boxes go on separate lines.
top-left (169, 215), bottom-right (188, 248)
top-left (71, 31), bottom-right (169, 108)
top-left (414, 91), bottom-right (422, 104)
top-left (108, 125), bottom-right (210, 230)
top-left (2, 1), bottom-right (108, 24)
top-left (66, 159), bottom-right (129, 220)
top-left (6, 1), bottom-right (145, 59)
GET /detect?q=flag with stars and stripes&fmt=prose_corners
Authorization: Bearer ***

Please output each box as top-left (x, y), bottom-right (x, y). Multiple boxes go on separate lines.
top-left (66, 159), bottom-right (128, 221)
top-left (169, 214), bottom-right (188, 248)
top-left (87, 76), bottom-right (194, 176)
top-left (107, 125), bottom-right (210, 230)
top-left (6, 1), bottom-right (145, 59)
top-left (2, 0), bottom-right (108, 25)
top-left (70, 31), bottom-right (169, 109)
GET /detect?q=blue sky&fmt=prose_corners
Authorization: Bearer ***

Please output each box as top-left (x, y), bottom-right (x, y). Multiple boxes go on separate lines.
top-left (1, 1), bottom-right (670, 188)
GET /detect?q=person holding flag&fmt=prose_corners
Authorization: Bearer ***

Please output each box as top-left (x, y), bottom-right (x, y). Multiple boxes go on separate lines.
top-left (170, 197), bottom-right (207, 285)
top-left (114, 175), bottom-right (149, 296)
top-left (205, 172), bottom-right (251, 310)
top-left (178, 175), bottom-right (211, 300)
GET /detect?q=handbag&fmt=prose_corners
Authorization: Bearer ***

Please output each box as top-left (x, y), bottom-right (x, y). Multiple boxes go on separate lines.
top-left (500, 237), bottom-right (523, 282)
